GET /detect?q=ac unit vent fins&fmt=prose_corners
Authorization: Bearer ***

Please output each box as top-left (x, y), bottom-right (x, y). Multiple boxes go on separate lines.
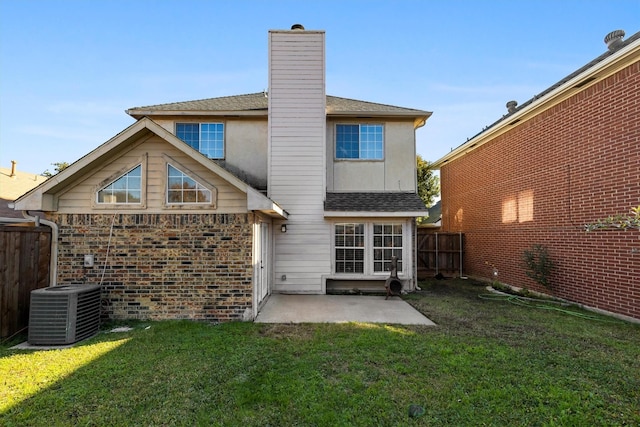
top-left (28, 284), bottom-right (102, 345)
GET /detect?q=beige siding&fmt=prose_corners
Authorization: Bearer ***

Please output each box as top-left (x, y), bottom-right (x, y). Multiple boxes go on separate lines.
top-left (153, 118), bottom-right (268, 189)
top-left (327, 120), bottom-right (418, 192)
top-left (56, 135), bottom-right (247, 213)
top-left (269, 29), bottom-right (330, 293)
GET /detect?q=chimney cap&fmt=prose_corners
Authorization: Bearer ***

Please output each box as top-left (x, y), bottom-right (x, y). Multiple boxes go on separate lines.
top-left (291, 24), bottom-right (305, 31)
top-left (604, 30), bottom-right (625, 51)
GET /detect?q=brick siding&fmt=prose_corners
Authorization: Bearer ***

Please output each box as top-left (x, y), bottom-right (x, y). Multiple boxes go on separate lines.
top-left (440, 61), bottom-right (640, 320)
top-left (50, 213), bottom-right (254, 322)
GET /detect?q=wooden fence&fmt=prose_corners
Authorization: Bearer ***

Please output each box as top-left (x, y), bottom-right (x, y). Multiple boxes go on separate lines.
top-left (0, 225), bottom-right (51, 339)
top-left (416, 230), bottom-right (464, 279)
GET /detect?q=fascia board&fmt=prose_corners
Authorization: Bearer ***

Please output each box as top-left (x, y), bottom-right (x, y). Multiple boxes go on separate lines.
top-left (432, 39), bottom-right (640, 169)
top-left (247, 187), bottom-right (288, 219)
top-left (15, 117), bottom-right (254, 210)
top-left (324, 210), bottom-right (429, 218)
top-left (14, 119), bottom-right (151, 208)
top-left (127, 110), bottom-right (267, 120)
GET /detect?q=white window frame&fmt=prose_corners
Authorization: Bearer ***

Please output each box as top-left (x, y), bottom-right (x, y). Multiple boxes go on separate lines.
top-left (161, 155), bottom-right (217, 210)
top-left (175, 122), bottom-right (225, 159)
top-left (335, 123), bottom-right (384, 161)
top-left (166, 163), bottom-right (213, 205)
top-left (332, 220), bottom-right (408, 277)
top-left (93, 155), bottom-right (147, 209)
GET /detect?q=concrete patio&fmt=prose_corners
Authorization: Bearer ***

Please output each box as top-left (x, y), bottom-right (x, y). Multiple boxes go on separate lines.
top-left (254, 294), bottom-right (436, 325)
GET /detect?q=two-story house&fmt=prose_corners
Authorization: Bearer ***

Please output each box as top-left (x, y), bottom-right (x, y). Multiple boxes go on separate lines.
top-left (14, 25), bottom-right (431, 322)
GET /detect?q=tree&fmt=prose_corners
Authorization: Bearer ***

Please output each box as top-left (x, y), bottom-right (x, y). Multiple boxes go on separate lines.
top-left (416, 155), bottom-right (440, 224)
top-left (416, 155), bottom-right (439, 207)
top-left (585, 206), bottom-right (640, 232)
top-left (42, 162), bottom-right (70, 178)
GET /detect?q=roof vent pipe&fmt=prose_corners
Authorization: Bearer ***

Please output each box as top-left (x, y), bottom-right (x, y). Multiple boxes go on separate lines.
top-left (506, 100), bottom-right (518, 114)
top-left (604, 30), bottom-right (625, 51)
top-left (10, 160), bottom-right (17, 177)
top-left (291, 24), bottom-right (305, 30)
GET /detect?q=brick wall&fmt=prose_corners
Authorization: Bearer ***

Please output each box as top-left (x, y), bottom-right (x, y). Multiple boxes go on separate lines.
top-left (50, 213), bottom-right (254, 322)
top-left (440, 61), bottom-right (640, 320)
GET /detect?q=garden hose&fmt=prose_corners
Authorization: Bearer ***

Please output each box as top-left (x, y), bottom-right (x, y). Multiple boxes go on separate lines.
top-left (478, 293), bottom-right (624, 323)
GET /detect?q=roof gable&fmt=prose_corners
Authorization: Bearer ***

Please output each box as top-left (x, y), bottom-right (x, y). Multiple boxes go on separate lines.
top-left (13, 118), bottom-right (285, 217)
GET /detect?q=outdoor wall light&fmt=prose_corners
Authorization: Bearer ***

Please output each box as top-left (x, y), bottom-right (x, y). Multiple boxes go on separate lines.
top-left (281, 224), bottom-right (287, 233)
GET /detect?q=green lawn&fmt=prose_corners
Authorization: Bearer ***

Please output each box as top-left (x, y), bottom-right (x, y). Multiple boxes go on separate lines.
top-left (1, 279), bottom-right (639, 426)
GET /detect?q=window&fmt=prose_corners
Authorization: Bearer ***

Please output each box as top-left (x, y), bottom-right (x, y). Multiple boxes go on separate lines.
top-left (167, 164), bottom-right (212, 204)
top-left (336, 124), bottom-right (383, 160)
top-left (373, 224), bottom-right (403, 272)
top-left (335, 223), bottom-right (365, 273)
top-left (97, 165), bottom-right (142, 204)
top-left (334, 222), bottom-right (404, 275)
top-left (176, 123), bottom-right (224, 159)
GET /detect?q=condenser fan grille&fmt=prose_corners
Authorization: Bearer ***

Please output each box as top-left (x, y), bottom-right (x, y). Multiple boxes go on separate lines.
top-left (28, 284), bottom-right (102, 345)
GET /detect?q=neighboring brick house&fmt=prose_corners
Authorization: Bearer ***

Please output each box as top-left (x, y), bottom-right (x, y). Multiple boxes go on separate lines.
top-left (432, 30), bottom-right (640, 321)
top-left (14, 25), bottom-right (430, 322)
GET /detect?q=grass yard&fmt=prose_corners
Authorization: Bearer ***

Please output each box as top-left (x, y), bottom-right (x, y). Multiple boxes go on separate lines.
top-left (1, 279), bottom-right (639, 426)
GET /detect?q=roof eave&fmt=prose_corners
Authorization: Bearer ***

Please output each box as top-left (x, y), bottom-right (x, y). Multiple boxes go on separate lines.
top-left (324, 210), bottom-right (429, 218)
top-left (432, 36), bottom-right (640, 169)
top-left (126, 109), bottom-right (268, 120)
top-left (14, 118), bottom-right (256, 211)
top-left (327, 111), bottom-right (432, 129)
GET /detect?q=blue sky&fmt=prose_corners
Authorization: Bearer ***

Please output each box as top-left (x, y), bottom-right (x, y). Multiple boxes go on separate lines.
top-left (1, 0), bottom-right (638, 175)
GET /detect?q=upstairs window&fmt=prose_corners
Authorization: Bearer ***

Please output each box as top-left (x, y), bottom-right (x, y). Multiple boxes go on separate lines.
top-left (176, 123), bottom-right (224, 159)
top-left (97, 165), bottom-right (142, 204)
top-left (167, 164), bottom-right (212, 204)
top-left (336, 124), bottom-right (383, 160)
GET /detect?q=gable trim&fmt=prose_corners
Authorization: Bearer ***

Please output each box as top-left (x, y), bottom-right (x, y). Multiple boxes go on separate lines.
top-left (13, 117), bottom-right (282, 213)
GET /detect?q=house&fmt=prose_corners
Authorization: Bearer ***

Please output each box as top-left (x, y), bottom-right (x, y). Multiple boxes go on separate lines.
top-left (0, 161), bottom-right (47, 219)
top-left (13, 25), bottom-right (431, 322)
top-left (420, 200), bottom-right (441, 228)
top-left (431, 30), bottom-right (640, 321)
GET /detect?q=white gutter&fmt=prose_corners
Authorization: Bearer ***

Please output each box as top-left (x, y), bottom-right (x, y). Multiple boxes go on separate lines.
top-left (432, 35), bottom-right (640, 169)
top-left (22, 211), bottom-right (58, 287)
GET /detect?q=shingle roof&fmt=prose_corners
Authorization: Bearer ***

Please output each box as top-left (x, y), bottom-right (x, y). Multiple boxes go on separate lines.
top-left (127, 93), bottom-right (430, 118)
top-left (325, 192), bottom-right (427, 212)
top-left (0, 167), bottom-right (47, 218)
top-left (463, 30), bottom-right (640, 144)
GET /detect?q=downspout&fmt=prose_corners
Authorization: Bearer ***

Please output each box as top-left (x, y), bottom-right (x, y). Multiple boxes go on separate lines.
top-left (22, 211), bottom-right (58, 287)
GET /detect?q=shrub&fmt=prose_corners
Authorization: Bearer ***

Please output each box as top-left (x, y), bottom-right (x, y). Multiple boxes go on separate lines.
top-left (522, 244), bottom-right (555, 288)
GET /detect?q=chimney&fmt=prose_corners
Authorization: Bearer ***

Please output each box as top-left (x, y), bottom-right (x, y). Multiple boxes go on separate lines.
top-left (506, 100), bottom-right (518, 114)
top-left (10, 160), bottom-right (17, 177)
top-left (267, 24), bottom-right (326, 204)
top-left (604, 30), bottom-right (625, 51)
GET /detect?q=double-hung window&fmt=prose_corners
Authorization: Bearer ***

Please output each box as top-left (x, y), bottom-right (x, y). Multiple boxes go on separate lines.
top-left (335, 223), bottom-right (365, 273)
top-left (176, 123), bottom-right (224, 159)
top-left (336, 124), bottom-right (383, 160)
top-left (334, 222), bottom-right (404, 275)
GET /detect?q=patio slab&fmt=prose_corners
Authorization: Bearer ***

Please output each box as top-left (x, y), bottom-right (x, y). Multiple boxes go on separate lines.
top-left (255, 294), bottom-right (436, 325)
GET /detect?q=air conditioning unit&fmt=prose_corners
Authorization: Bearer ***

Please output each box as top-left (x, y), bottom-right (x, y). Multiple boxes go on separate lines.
top-left (28, 284), bottom-right (102, 345)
